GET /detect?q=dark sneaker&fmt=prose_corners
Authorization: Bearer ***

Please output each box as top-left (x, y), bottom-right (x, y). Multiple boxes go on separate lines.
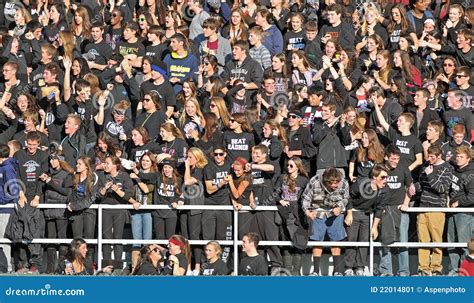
top-left (417, 270), bottom-right (431, 276)
top-left (431, 271), bottom-right (443, 276)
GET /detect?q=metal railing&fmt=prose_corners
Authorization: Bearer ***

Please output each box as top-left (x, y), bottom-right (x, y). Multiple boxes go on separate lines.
top-left (0, 204), bottom-right (471, 275)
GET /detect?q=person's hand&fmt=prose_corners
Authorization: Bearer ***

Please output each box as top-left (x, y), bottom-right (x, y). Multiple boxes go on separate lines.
top-left (111, 183), bottom-right (120, 192)
top-left (39, 173), bottom-right (49, 182)
top-left (223, 175), bottom-right (232, 182)
top-left (272, 128), bottom-right (279, 137)
top-left (30, 197), bottom-right (40, 208)
top-left (250, 201), bottom-right (257, 209)
top-left (171, 202), bottom-right (178, 209)
top-left (372, 227), bottom-right (378, 240)
top-left (306, 210), bottom-right (317, 220)
top-left (132, 201), bottom-right (141, 210)
top-left (87, 61), bottom-right (96, 70)
top-left (424, 165), bottom-right (433, 175)
top-left (449, 201), bottom-right (459, 208)
top-left (436, 73), bottom-right (449, 84)
top-left (321, 34), bottom-right (331, 44)
top-left (64, 265), bottom-right (73, 275)
top-left (418, 40), bottom-right (428, 48)
top-left (279, 200), bottom-right (290, 207)
top-left (399, 204), bottom-right (409, 212)
top-left (363, 59), bottom-right (371, 67)
top-left (156, 153), bottom-right (171, 163)
top-left (18, 194), bottom-right (26, 208)
top-left (130, 172), bottom-right (139, 180)
top-left (344, 213), bottom-right (353, 226)
top-left (445, 19), bottom-right (453, 29)
top-left (349, 175), bottom-right (357, 182)
top-left (25, 32), bottom-right (34, 40)
top-left (67, 204), bottom-right (73, 212)
top-left (244, 163), bottom-right (252, 172)
top-left (168, 255), bottom-right (179, 264)
top-left (197, 64), bottom-right (205, 75)
top-left (105, 181), bottom-right (113, 190)
top-left (63, 56), bottom-right (72, 70)
top-left (286, 150), bottom-right (294, 158)
top-left (233, 202), bottom-right (243, 211)
top-left (119, 132), bottom-right (127, 141)
top-left (408, 183), bottom-right (416, 197)
top-left (2, 106), bottom-right (15, 120)
top-left (373, 70), bottom-right (379, 80)
top-left (189, 129), bottom-right (199, 140)
top-left (332, 207), bottom-right (341, 216)
top-left (322, 55), bottom-right (331, 69)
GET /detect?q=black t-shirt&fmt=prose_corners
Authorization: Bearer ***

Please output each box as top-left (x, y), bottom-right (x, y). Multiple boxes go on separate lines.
top-left (116, 40), bottom-right (145, 57)
top-left (284, 30), bottom-right (306, 52)
top-left (387, 126), bottom-right (423, 170)
top-left (251, 161), bottom-right (275, 205)
top-left (443, 107), bottom-right (474, 138)
top-left (386, 163), bottom-right (413, 205)
top-left (350, 148), bottom-right (376, 178)
top-left (128, 141), bottom-right (160, 163)
top-left (145, 44), bottom-right (168, 60)
top-left (203, 160), bottom-right (231, 205)
top-left (134, 110), bottom-right (167, 141)
top-left (238, 254), bottom-right (268, 276)
top-left (157, 138), bottom-right (188, 167)
top-left (200, 258), bottom-right (228, 276)
top-left (223, 131), bottom-right (255, 161)
top-left (83, 40), bottom-right (114, 65)
top-left (140, 80), bottom-right (176, 111)
top-left (162, 252), bottom-right (188, 276)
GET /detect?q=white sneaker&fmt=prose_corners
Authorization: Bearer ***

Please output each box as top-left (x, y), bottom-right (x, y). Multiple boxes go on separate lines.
top-left (192, 269), bottom-right (200, 276)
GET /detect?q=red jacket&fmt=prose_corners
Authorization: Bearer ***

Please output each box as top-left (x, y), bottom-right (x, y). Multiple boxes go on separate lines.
top-left (459, 255), bottom-right (474, 276)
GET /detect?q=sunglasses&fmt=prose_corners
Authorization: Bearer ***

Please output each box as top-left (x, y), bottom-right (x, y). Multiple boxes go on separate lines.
top-left (151, 247), bottom-right (160, 253)
top-left (137, 17), bottom-right (146, 22)
top-left (230, 118), bottom-right (236, 123)
top-left (112, 13), bottom-right (119, 17)
top-left (288, 114), bottom-right (300, 119)
top-left (456, 74), bottom-right (467, 78)
top-left (379, 175), bottom-right (388, 180)
top-left (287, 164), bottom-right (294, 168)
top-left (203, 61), bottom-right (210, 65)
top-left (143, 98), bottom-right (152, 102)
top-left (214, 152), bottom-right (225, 157)
top-left (444, 63), bottom-right (454, 67)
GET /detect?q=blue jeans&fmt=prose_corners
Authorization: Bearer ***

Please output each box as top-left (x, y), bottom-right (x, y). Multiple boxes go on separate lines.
top-left (398, 213), bottom-right (410, 275)
top-left (378, 213), bottom-right (410, 275)
top-left (131, 212), bottom-right (153, 248)
top-left (447, 213), bottom-right (474, 272)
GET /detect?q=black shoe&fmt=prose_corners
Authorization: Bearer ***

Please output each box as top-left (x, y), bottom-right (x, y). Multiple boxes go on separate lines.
top-left (431, 271), bottom-right (443, 276)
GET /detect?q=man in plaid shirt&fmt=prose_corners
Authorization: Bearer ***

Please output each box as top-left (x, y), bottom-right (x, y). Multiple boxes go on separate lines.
top-left (301, 167), bottom-right (349, 276)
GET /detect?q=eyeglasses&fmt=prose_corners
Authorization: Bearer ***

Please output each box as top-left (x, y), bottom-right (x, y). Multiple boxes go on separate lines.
top-left (213, 152), bottom-right (225, 157)
top-left (288, 114), bottom-right (300, 119)
top-left (456, 74), bottom-right (467, 78)
top-left (378, 175), bottom-right (388, 180)
top-left (287, 164), bottom-right (294, 168)
top-left (444, 63), bottom-right (454, 67)
top-left (210, 104), bottom-right (216, 108)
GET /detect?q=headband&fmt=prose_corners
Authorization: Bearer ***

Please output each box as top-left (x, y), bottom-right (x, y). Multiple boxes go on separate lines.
top-left (169, 238), bottom-right (184, 248)
top-left (234, 157), bottom-right (247, 167)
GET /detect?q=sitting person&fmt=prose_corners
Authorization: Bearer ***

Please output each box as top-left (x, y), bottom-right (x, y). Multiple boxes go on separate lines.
top-left (132, 244), bottom-right (163, 276)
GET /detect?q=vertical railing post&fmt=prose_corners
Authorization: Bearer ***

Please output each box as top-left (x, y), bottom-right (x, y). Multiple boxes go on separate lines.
top-left (369, 213), bottom-right (374, 276)
top-left (233, 209), bottom-right (238, 275)
top-left (97, 205), bottom-right (103, 271)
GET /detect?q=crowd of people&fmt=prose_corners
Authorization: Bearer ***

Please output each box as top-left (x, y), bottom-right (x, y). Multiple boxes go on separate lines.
top-left (0, 0), bottom-right (472, 276)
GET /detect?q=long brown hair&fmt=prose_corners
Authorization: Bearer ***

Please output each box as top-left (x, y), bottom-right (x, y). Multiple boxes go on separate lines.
top-left (284, 157), bottom-right (308, 193)
top-left (356, 129), bottom-right (385, 163)
top-left (71, 6), bottom-right (92, 40)
top-left (59, 31), bottom-right (75, 60)
top-left (210, 97), bottom-right (231, 128)
top-left (387, 5), bottom-right (410, 34)
top-left (73, 156), bottom-right (95, 195)
top-left (231, 113), bottom-right (253, 133)
top-left (264, 119), bottom-right (288, 146)
top-left (137, 151), bottom-right (158, 172)
top-left (160, 123), bottom-right (185, 140)
top-left (168, 234), bottom-right (191, 265)
top-left (202, 112), bottom-right (219, 142)
top-left (161, 163), bottom-right (182, 196)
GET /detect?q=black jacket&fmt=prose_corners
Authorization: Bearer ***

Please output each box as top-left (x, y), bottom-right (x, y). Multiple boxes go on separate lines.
top-left (312, 119), bottom-right (352, 169)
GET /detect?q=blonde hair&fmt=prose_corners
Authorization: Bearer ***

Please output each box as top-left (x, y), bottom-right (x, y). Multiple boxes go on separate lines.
top-left (188, 147), bottom-right (208, 168)
top-left (179, 97), bottom-right (205, 128)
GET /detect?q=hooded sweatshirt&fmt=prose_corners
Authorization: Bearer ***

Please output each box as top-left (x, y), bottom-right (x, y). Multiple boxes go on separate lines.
top-left (451, 161), bottom-right (474, 207)
top-left (0, 157), bottom-right (18, 213)
top-left (163, 51), bottom-right (199, 93)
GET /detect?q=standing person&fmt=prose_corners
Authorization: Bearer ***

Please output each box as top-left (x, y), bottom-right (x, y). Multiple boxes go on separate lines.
top-left (238, 232), bottom-right (268, 276)
top-left (66, 157), bottom-right (99, 265)
top-left (384, 145), bottom-right (413, 277)
top-left (83, 22), bottom-right (114, 72)
top-left (99, 155), bottom-right (134, 268)
top-left (128, 152), bottom-right (157, 271)
top-left (276, 157), bottom-right (309, 276)
top-left (161, 235), bottom-right (190, 276)
top-left (284, 110), bottom-right (317, 173)
top-left (223, 113), bottom-right (255, 161)
top-left (413, 145), bottom-right (453, 276)
top-left (181, 147), bottom-right (208, 275)
top-left (447, 146), bottom-right (474, 276)
top-left (163, 33), bottom-right (199, 94)
top-left (345, 165), bottom-right (390, 276)
top-left (9, 131), bottom-right (48, 273)
top-left (248, 26), bottom-right (272, 71)
top-left (441, 124), bottom-right (471, 163)
top-left (348, 129), bottom-right (385, 182)
top-left (199, 18), bottom-right (231, 72)
top-left (254, 8), bottom-right (283, 56)
top-left (0, 143), bottom-right (18, 273)
top-left (301, 167), bottom-right (349, 276)
top-left (202, 145), bottom-right (232, 266)
top-left (443, 89), bottom-right (474, 140)
top-left (40, 151), bottom-right (74, 274)
top-left (135, 92), bottom-right (167, 141)
top-left (248, 145), bottom-right (282, 271)
top-left (318, 3), bottom-right (355, 51)
top-left (156, 123), bottom-right (188, 172)
top-left (200, 241), bottom-right (228, 276)
top-left (225, 157), bottom-right (254, 239)
top-left (139, 159), bottom-right (184, 240)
